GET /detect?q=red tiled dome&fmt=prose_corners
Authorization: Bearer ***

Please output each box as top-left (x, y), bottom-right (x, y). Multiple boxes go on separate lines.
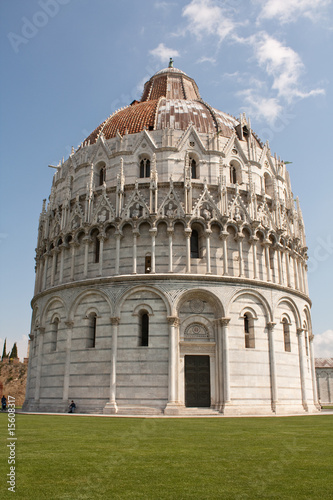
top-left (82, 66), bottom-right (239, 146)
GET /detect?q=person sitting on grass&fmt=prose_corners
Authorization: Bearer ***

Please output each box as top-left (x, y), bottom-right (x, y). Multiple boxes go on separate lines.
top-left (68, 400), bottom-right (76, 413)
top-left (1, 395), bottom-right (7, 411)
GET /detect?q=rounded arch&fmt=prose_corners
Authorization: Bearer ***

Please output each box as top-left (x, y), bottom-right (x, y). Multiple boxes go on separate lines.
top-left (241, 225), bottom-right (253, 238)
top-left (173, 288), bottom-right (225, 318)
top-left (115, 284), bottom-right (171, 318)
top-left (302, 305), bottom-right (312, 335)
top-left (225, 222), bottom-right (238, 234)
top-left (229, 158), bottom-right (243, 184)
top-left (69, 288), bottom-right (113, 322)
top-left (171, 218), bottom-right (186, 230)
top-left (88, 226), bottom-right (100, 238)
top-left (239, 306), bottom-right (258, 320)
top-left (227, 289), bottom-right (272, 322)
top-left (264, 171), bottom-right (273, 197)
top-left (119, 220), bottom-right (135, 232)
top-left (274, 297), bottom-right (301, 329)
top-left (74, 229), bottom-right (86, 244)
top-left (41, 295), bottom-right (67, 327)
top-left (132, 303), bottom-right (154, 316)
top-left (137, 219), bottom-right (153, 231)
top-left (280, 313), bottom-right (292, 325)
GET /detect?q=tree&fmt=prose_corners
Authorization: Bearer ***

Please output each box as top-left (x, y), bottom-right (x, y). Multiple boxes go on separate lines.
top-left (10, 342), bottom-right (18, 359)
top-left (1, 338), bottom-right (7, 361)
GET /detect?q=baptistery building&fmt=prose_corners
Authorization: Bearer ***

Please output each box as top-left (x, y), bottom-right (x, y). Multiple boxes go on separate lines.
top-left (23, 61), bottom-right (319, 415)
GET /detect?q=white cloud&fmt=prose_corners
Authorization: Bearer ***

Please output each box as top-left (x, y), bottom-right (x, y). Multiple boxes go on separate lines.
top-left (256, 0), bottom-right (332, 23)
top-left (239, 89), bottom-right (283, 123)
top-left (250, 32), bottom-right (325, 103)
top-left (149, 43), bottom-right (180, 63)
top-left (197, 56), bottom-right (216, 64)
top-left (182, 0), bottom-right (236, 42)
top-left (314, 330), bottom-right (333, 358)
top-left (154, 1), bottom-right (176, 9)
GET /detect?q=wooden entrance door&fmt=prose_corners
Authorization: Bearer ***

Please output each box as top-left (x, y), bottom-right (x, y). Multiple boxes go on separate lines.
top-left (185, 355), bottom-right (211, 407)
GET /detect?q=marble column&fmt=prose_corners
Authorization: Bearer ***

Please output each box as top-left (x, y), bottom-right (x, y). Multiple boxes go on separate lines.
top-left (115, 232), bottom-right (121, 275)
top-left (267, 322), bottom-right (278, 412)
top-left (205, 229), bottom-right (212, 274)
top-left (50, 249), bottom-right (58, 286)
top-left (297, 328), bottom-right (308, 411)
top-left (275, 244), bottom-right (283, 285)
top-left (293, 254), bottom-right (299, 290)
top-left (59, 244), bottom-right (66, 284)
top-left (69, 241), bottom-right (78, 282)
top-left (104, 317), bottom-right (120, 414)
top-left (150, 228), bottom-right (157, 274)
top-left (249, 236), bottom-right (258, 279)
top-left (62, 321), bottom-right (74, 405)
top-left (42, 253), bottom-right (49, 291)
top-left (235, 233), bottom-right (244, 277)
top-left (285, 250), bottom-right (291, 287)
top-left (132, 230), bottom-right (138, 274)
top-left (221, 317), bottom-right (231, 408)
top-left (220, 231), bottom-right (229, 275)
top-left (98, 235), bottom-right (106, 277)
top-left (263, 240), bottom-right (271, 282)
top-left (185, 229), bottom-right (191, 273)
top-left (309, 335), bottom-right (319, 407)
top-left (165, 316), bottom-right (181, 413)
top-left (34, 327), bottom-right (45, 403)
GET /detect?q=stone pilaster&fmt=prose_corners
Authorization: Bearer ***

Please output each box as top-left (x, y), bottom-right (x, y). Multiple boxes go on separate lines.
top-left (104, 317), bottom-right (120, 414)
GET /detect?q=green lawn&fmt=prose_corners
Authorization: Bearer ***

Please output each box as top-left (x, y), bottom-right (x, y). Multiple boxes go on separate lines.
top-left (1, 414), bottom-right (332, 500)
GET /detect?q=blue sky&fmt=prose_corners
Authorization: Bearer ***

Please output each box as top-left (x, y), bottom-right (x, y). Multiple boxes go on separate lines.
top-left (1, 0), bottom-right (332, 359)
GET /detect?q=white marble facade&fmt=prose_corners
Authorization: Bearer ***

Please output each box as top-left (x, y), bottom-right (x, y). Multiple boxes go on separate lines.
top-left (23, 64), bottom-right (319, 415)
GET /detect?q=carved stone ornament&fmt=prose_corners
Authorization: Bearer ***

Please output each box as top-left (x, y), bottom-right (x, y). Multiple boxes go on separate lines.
top-left (189, 299), bottom-right (205, 313)
top-left (184, 322), bottom-right (209, 338)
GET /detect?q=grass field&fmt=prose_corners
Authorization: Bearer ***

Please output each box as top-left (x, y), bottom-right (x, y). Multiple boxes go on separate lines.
top-left (1, 414), bottom-right (332, 500)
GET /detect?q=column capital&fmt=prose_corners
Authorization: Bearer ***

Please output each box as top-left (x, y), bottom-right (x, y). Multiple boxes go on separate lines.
top-left (267, 322), bottom-right (276, 332)
top-left (249, 236), bottom-right (259, 245)
top-left (167, 227), bottom-right (174, 235)
top-left (220, 317), bottom-right (231, 326)
top-left (234, 232), bottom-right (245, 241)
top-left (262, 239), bottom-right (272, 247)
top-left (149, 227), bottom-right (158, 236)
top-left (219, 231), bottom-right (229, 240)
top-left (297, 327), bottom-right (304, 335)
top-left (65, 321), bottom-right (74, 328)
top-left (111, 317), bottom-right (120, 326)
top-left (184, 228), bottom-right (192, 238)
top-left (167, 316), bottom-right (180, 327)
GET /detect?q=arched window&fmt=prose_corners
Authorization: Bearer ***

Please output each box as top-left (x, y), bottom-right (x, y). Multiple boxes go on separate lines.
top-left (139, 311), bottom-right (149, 346)
top-left (99, 166), bottom-right (106, 186)
top-left (191, 158), bottom-right (197, 179)
top-left (244, 313), bottom-right (255, 348)
top-left (87, 313), bottom-right (97, 348)
top-left (264, 173), bottom-right (273, 197)
top-left (140, 158), bottom-right (150, 178)
top-left (282, 318), bottom-right (291, 352)
top-left (50, 318), bottom-right (59, 352)
top-left (190, 229), bottom-right (199, 258)
top-left (230, 165), bottom-right (237, 184)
